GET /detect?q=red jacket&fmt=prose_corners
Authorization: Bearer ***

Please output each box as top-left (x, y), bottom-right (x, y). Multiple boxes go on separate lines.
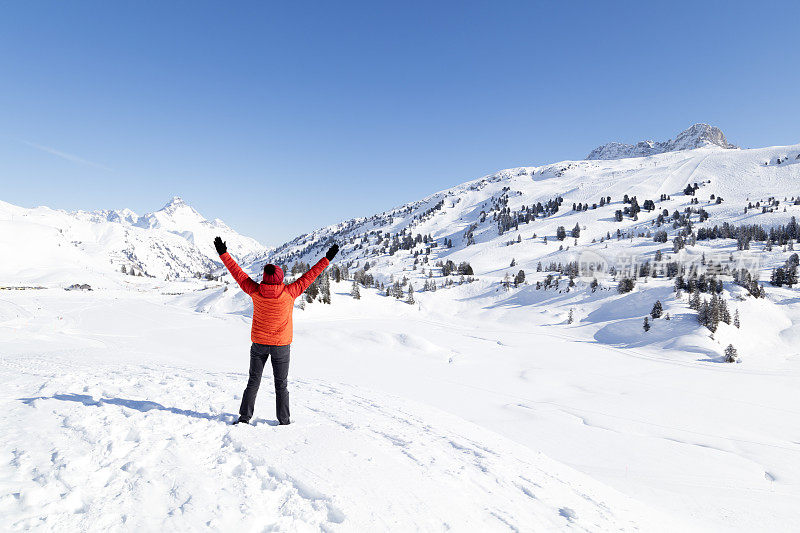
top-left (220, 253), bottom-right (329, 346)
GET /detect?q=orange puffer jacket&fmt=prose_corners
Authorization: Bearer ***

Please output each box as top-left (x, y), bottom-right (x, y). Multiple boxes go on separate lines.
top-left (220, 252), bottom-right (329, 346)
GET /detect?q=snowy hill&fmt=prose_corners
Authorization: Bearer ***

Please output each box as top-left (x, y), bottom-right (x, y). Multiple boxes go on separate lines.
top-left (253, 136), bottom-right (800, 290)
top-left (0, 198), bottom-right (268, 285)
top-left (586, 123), bottom-right (738, 160)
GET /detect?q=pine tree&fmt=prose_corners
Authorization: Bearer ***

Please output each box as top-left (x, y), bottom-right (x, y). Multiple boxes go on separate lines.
top-left (733, 309), bottom-right (740, 328)
top-left (567, 309), bottom-right (574, 324)
top-left (406, 284), bottom-right (415, 304)
top-left (689, 289), bottom-right (701, 310)
top-left (350, 280), bottom-right (361, 300)
top-left (306, 279), bottom-right (320, 302)
top-left (719, 297), bottom-right (731, 325)
top-left (708, 293), bottom-right (720, 332)
top-left (643, 316), bottom-right (650, 332)
top-left (617, 277), bottom-right (635, 293)
top-left (556, 226), bottom-right (567, 241)
top-left (393, 280), bottom-right (403, 299)
top-left (319, 273), bottom-right (332, 304)
top-left (697, 300), bottom-right (709, 328)
top-left (457, 262), bottom-right (474, 275)
top-left (724, 344), bottom-right (739, 363)
top-left (787, 263), bottom-right (799, 287)
top-left (571, 223), bottom-right (581, 238)
top-left (650, 300), bottom-right (663, 319)
top-left (771, 267), bottom-right (785, 287)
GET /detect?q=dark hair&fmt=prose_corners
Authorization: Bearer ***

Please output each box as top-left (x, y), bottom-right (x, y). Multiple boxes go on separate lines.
top-left (264, 264), bottom-right (276, 275)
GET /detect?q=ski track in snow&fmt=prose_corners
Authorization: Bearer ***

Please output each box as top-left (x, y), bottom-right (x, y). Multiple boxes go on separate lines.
top-left (0, 355), bottom-right (666, 532)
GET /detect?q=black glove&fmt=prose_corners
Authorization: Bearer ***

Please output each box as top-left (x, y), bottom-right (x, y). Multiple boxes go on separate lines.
top-left (214, 236), bottom-right (227, 255)
top-left (326, 244), bottom-right (339, 261)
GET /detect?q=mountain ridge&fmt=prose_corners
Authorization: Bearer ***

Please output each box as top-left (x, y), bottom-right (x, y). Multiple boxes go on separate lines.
top-left (586, 123), bottom-right (738, 160)
top-left (249, 139), bottom-right (800, 282)
top-left (5, 131), bottom-right (800, 287)
top-left (0, 197), bottom-right (268, 284)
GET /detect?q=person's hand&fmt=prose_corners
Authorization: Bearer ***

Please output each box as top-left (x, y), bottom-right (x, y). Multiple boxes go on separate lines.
top-left (214, 236), bottom-right (227, 255)
top-left (326, 244), bottom-right (339, 261)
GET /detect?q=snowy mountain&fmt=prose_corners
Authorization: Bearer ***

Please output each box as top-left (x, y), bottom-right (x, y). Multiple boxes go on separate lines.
top-left (92, 207), bottom-right (140, 225)
top-left (0, 197), bottom-right (268, 285)
top-left (253, 136), bottom-right (799, 287)
top-left (131, 196), bottom-right (265, 261)
top-left (586, 123), bottom-right (738, 160)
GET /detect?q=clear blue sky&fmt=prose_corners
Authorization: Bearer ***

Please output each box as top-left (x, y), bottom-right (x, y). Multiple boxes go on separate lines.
top-left (1, 1), bottom-right (798, 246)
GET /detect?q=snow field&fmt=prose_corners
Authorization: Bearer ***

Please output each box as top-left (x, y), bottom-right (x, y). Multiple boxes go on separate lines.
top-left (0, 352), bottom-right (665, 532)
top-left (4, 286), bottom-right (795, 530)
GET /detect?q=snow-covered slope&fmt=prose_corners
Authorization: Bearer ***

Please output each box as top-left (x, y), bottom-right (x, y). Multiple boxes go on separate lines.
top-left (0, 198), bottom-right (268, 285)
top-left (586, 123), bottom-right (738, 160)
top-left (254, 137), bottom-right (800, 285)
top-left (0, 289), bottom-right (676, 531)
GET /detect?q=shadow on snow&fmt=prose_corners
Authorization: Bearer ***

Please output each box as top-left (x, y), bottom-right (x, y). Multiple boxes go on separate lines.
top-left (16, 393), bottom-right (247, 423)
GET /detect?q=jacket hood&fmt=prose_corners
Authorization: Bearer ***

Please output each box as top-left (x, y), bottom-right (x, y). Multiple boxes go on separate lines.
top-left (257, 282), bottom-right (285, 298)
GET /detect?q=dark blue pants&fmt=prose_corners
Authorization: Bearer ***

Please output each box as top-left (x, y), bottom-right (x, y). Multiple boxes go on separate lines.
top-left (239, 343), bottom-right (291, 424)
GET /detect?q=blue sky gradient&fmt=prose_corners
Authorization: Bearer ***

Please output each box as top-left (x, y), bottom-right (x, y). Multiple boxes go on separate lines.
top-left (1, 1), bottom-right (798, 245)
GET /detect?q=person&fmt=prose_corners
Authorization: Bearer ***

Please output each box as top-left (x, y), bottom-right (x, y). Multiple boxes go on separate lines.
top-left (214, 236), bottom-right (338, 425)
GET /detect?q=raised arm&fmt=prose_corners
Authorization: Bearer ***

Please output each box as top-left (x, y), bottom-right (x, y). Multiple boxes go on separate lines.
top-left (286, 244), bottom-right (339, 299)
top-left (215, 237), bottom-right (259, 295)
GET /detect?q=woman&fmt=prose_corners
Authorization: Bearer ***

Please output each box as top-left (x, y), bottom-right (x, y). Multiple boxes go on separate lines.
top-left (214, 236), bottom-right (338, 425)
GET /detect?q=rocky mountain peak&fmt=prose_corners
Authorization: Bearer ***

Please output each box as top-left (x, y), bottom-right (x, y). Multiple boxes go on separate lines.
top-left (586, 124), bottom-right (737, 160)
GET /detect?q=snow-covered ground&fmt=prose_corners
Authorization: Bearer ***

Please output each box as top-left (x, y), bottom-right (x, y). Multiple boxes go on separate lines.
top-left (1, 288), bottom-right (677, 531)
top-left (1, 280), bottom-right (798, 530)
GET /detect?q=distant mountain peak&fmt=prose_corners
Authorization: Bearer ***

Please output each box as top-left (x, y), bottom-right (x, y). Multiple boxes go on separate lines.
top-left (130, 196), bottom-right (266, 260)
top-left (586, 123), bottom-right (738, 160)
top-left (160, 196), bottom-right (195, 214)
top-left (164, 196), bottom-right (185, 207)
top-left (135, 197), bottom-right (205, 232)
top-left (671, 123), bottom-right (736, 151)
